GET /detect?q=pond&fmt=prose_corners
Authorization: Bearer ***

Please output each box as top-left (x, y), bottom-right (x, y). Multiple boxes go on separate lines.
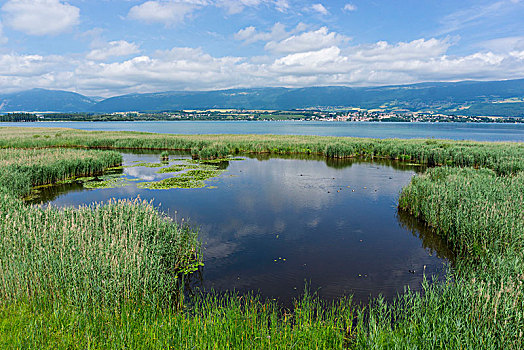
top-left (29, 152), bottom-right (453, 306)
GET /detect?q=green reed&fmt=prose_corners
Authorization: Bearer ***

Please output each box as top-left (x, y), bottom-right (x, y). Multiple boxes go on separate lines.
top-left (0, 147), bottom-right (201, 310)
top-left (1, 127), bottom-right (522, 174)
top-left (0, 127), bottom-right (523, 348)
top-left (399, 167), bottom-right (524, 261)
top-left (0, 148), bottom-right (121, 197)
top-left (0, 194), bottom-right (200, 308)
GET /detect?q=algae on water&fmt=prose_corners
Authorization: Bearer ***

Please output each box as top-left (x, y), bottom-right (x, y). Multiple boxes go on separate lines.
top-left (138, 168), bottom-right (225, 189)
top-left (83, 174), bottom-right (131, 189)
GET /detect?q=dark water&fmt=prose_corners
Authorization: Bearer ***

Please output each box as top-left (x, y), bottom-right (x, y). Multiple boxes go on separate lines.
top-left (3, 120), bottom-right (524, 142)
top-left (33, 153), bottom-right (453, 306)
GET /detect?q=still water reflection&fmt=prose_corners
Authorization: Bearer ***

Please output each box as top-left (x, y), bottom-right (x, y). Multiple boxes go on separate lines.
top-left (31, 153), bottom-right (452, 306)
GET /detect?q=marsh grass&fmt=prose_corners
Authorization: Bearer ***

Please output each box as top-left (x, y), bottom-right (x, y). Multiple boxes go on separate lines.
top-left (1, 127), bottom-right (522, 174)
top-left (0, 146), bottom-right (201, 311)
top-left (399, 167), bottom-right (524, 261)
top-left (1, 127), bottom-right (523, 348)
top-left (0, 148), bottom-right (121, 197)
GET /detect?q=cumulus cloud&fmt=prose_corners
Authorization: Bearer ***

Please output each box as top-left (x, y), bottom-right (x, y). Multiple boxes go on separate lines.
top-left (216, 0), bottom-right (262, 14)
top-left (0, 32), bottom-right (524, 96)
top-left (349, 38), bottom-right (451, 62)
top-left (234, 22), bottom-right (293, 44)
top-left (265, 27), bottom-right (349, 54)
top-left (343, 3), bottom-right (357, 11)
top-left (271, 46), bottom-right (348, 74)
top-left (310, 3), bottom-right (328, 15)
top-left (128, 0), bottom-right (208, 25)
top-left (2, 0), bottom-right (79, 36)
top-left (87, 41), bottom-right (140, 61)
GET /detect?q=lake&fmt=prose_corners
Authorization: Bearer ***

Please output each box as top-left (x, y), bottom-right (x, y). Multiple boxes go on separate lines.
top-left (30, 152), bottom-right (452, 306)
top-left (3, 121), bottom-right (524, 142)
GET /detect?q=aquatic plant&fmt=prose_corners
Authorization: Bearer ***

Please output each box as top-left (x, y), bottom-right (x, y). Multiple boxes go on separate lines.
top-left (82, 175), bottom-right (130, 189)
top-left (139, 168), bottom-right (224, 189)
top-left (160, 150), bottom-right (169, 162)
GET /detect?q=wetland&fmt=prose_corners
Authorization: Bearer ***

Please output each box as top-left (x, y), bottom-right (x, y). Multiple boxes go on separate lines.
top-left (30, 152), bottom-right (452, 306)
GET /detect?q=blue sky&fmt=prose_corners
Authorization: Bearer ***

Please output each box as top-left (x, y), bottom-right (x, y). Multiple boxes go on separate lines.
top-left (0, 0), bottom-right (523, 97)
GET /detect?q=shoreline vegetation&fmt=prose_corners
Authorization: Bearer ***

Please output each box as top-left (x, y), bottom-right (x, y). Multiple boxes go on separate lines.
top-left (1, 111), bottom-right (524, 123)
top-left (0, 126), bottom-right (522, 348)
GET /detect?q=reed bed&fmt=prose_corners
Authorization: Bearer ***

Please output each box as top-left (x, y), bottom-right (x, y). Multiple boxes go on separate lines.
top-left (0, 147), bottom-right (201, 310)
top-left (399, 167), bottom-right (524, 260)
top-left (0, 127), bottom-right (523, 348)
top-left (0, 195), bottom-right (200, 307)
top-left (1, 273), bottom-right (522, 349)
top-left (1, 127), bottom-right (523, 174)
top-left (0, 148), bottom-right (121, 196)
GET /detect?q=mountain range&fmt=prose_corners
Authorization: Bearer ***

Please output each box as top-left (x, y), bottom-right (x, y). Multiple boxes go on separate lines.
top-left (1, 79), bottom-right (524, 117)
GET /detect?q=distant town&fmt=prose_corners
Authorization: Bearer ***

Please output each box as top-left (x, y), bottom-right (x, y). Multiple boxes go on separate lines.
top-left (1, 108), bottom-right (523, 123)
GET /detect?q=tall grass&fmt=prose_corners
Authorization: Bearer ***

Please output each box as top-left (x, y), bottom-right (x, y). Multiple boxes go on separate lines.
top-left (399, 167), bottom-right (524, 261)
top-left (0, 127), bottom-right (523, 348)
top-left (0, 147), bottom-right (201, 309)
top-left (1, 127), bottom-right (522, 174)
top-left (0, 148), bottom-right (121, 197)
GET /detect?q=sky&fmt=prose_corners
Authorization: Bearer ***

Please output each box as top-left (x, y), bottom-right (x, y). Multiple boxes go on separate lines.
top-left (0, 0), bottom-right (523, 97)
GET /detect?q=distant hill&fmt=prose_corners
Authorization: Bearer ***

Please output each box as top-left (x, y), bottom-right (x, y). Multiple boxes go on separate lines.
top-left (0, 89), bottom-right (95, 112)
top-left (90, 79), bottom-right (524, 116)
top-left (2, 79), bottom-right (524, 116)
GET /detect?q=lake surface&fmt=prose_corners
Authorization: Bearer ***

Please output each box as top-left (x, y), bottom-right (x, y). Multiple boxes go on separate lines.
top-left (4, 121), bottom-right (524, 142)
top-left (32, 153), bottom-right (452, 306)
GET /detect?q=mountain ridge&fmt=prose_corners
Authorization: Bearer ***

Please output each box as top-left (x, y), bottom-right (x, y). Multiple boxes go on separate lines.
top-left (1, 79), bottom-right (524, 116)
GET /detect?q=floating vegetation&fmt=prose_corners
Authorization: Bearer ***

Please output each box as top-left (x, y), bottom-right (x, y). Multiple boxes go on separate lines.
top-left (156, 163), bottom-right (197, 174)
top-left (75, 176), bottom-right (96, 182)
top-left (185, 157), bottom-right (245, 164)
top-left (83, 176), bottom-right (130, 189)
top-left (138, 176), bottom-right (206, 189)
top-left (160, 151), bottom-right (169, 162)
top-left (130, 162), bottom-right (165, 168)
top-left (138, 168), bottom-right (224, 189)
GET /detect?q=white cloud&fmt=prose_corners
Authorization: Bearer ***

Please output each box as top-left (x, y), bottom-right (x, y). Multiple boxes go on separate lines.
top-left (349, 38), bottom-right (450, 62)
top-left (1, 33), bottom-right (524, 96)
top-left (128, 0), bottom-right (208, 25)
top-left (310, 3), bottom-right (328, 15)
top-left (2, 0), bottom-right (79, 36)
top-left (216, 0), bottom-right (262, 14)
top-left (343, 3), bottom-right (357, 11)
top-left (274, 0), bottom-right (289, 12)
top-left (87, 41), bottom-right (140, 61)
top-left (480, 36), bottom-right (524, 52)
top-left (265, 27), bottom-right (349, 54)
top-left (234, 22), bottom-right (291, 44)
top-left (271, 46), bottom-right (348, 74)
top-left (216, 0), bottom-right (290, 14)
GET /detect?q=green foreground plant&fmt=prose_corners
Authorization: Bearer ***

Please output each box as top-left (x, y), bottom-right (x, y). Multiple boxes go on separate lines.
top-left (0, 127), bottom-right (522, 348)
